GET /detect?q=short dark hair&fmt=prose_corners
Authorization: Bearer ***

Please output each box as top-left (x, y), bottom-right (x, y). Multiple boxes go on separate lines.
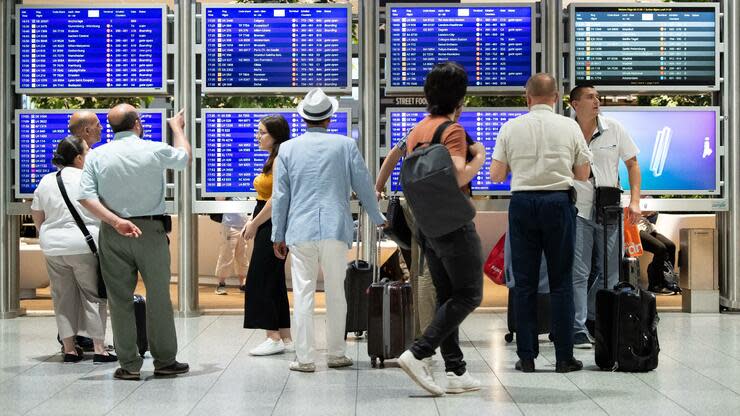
top-left (303, 117), bottom-right (331, 127)
top-left (424, 62), bottom-right (468, 116)
top-left (109, 110), bottom-right (139, 133)
top-left (52, 135), bottom-right (86, 168)
top-left (569, 84), bottom-right (596, 102)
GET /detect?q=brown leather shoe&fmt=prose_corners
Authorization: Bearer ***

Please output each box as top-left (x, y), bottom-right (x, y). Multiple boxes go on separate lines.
top-left (113, 368), bottom-right (141, 380)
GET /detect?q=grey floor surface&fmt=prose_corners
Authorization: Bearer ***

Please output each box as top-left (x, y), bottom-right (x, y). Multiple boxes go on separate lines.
top-left (1, 311), bottom-right (739, 416)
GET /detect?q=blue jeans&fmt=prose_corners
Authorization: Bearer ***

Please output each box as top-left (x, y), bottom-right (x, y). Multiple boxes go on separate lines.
top-left (509, 191), bottom-right (576, 362)
top-left (573, 217), bottom-right (620, 327)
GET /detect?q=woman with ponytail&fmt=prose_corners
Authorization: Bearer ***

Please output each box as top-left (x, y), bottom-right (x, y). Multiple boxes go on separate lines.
top-left (30, 135), bottom-right (116, 364)
top-left (242, 115), bottom-right (294, 356)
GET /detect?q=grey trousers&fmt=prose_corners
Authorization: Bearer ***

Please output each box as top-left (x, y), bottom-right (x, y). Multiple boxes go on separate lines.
top-left (45, 253), bottom-right (107, 341)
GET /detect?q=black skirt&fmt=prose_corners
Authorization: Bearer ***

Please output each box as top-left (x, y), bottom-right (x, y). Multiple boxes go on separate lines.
top-left (243, 200), bottom-right (291, 330)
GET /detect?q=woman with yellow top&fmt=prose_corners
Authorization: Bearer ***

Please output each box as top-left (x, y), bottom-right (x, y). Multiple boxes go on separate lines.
top-left (242, 115), bottom-right (293, 356)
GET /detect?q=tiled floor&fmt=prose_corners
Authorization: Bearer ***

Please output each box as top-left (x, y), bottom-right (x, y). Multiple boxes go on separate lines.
top-left (1, 311), bottom-right (738, 416)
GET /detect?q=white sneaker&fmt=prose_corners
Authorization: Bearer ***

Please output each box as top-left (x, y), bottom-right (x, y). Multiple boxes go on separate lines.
top-left (283, 341), bottom-right (295, 353)
top-left (398, 350), bottom-right (445, 396)
top-left (249, 339), bottom-right (285, 356)
top-left (422, 357), bottom-right (435, 367)
top-left (289, 361), bottom-right (316, 373)
top-left (327, 355), bottom-right (353, 368)
top-left (214, 283), bottom-right (227, 295)
top-left (445, 371), bottom-right (481, 394)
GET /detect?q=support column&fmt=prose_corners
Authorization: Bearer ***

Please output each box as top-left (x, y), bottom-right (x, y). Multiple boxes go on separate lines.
top-left (360, 1), bottom-right (378, 262)
top-left (720, 0), bottom-right (740, 310)
top-left (176, 0), bottom-right (199, 317)
top-left (544, 0), bottom-right (563, 112)
top-left (0, 0), bottom-right (23, 319)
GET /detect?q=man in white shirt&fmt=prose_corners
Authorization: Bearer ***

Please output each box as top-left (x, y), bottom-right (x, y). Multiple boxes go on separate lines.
top-left (568, 85), bottom-right (641, 348)
top-left (490, 73), bottom-right (592, 373)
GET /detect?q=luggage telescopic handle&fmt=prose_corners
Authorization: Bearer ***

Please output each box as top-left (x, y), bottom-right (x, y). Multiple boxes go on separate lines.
top-left (602, 205), bottom-right (624, 290)
top-left (372, 226), bottom-right (382, 284)
top-left (355, 207), bottom-right (363, 265)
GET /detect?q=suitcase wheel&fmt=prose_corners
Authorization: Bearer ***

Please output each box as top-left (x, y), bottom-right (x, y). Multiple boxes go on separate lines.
top-left (371, 357), bottom-right (377, 368)
top-left (354, 331), bottom-right (364, 338)
top-left (504, 333), bottom-right (514, 343)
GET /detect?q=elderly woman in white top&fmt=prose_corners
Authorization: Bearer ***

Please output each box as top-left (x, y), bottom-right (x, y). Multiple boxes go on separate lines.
top-left (31, 135), bottom-right (116, 364)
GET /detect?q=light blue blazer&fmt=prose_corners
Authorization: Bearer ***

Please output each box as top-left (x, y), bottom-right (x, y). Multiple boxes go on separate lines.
top-left (271, 127), bottom-right (385, 248)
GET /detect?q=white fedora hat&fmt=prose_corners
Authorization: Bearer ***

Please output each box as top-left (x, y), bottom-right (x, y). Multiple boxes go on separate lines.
top-left (297, 88), bottom-right (339, 121)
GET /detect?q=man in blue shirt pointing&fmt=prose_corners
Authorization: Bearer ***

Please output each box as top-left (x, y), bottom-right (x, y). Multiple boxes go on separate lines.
top-left (271, 88), bottom-right (385, 373)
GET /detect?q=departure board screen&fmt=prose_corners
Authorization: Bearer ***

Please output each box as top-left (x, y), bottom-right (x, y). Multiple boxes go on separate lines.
top-left (203, 5), bottom-right (352, 93)
top-left (571, 4), bottom-right (718, 90)
top-left (203, 110), bottom-right (351, 195)
top-left (15, 110), bottom-right (166, 198)
top-left (602, 108), bottom-right (719, 194)
top-left (16, 6), bottom-right (167, 94)
top-left (386, 4), bottom-right (534, 93)
top-left (386, 108), bottom-right (526, 194)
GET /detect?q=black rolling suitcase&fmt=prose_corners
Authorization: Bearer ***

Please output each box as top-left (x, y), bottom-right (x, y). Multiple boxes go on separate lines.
top-left (367, 230), bottom-right (414, 368)
top-left (134, 294), bottom-right (148, 358)
top-left (504, 291), bottom-right (551, 343)
top-left (345, 215), bottom-right (373, 339)
top-left (594, 206), bottom-right (659, 372)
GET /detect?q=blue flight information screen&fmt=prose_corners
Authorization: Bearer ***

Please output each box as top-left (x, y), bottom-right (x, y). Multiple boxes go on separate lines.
top-left (17, 6), bottom-right (166, 92)
top-left (387, 109), bottom-right (526, 193)
top-left (387, 5), bottom-right (533, 91)
top-left (203, 110), bottom-right (350, 194)
top-left (573, 6), bottom-right (718, 88)
top-left (16, 111), bottom-right (165, 197)
top-left (204, 6), bottom-right (351, 92)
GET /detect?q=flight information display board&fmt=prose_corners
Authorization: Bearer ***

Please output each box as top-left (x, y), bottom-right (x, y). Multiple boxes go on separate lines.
top-left (16, 5), bottom-right (167, 94)
top-left (202, 109), bottom-right (351, 195)
top-left (570, 3), bottom-right (719, 91)
top-left (15, 109), bottom-right (166, 198)
top-left (386, 4), bottom-right (535, 94)
top-left (601, 107), bottom-right (720, 194)
top-left (385, 108), bottom-right (526, 194)
top-left (203, 4), bottom-right (352, 94)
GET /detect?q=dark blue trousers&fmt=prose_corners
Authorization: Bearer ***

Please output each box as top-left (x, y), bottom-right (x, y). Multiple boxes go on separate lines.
top-left (509, 191), bottom-right (576, 362)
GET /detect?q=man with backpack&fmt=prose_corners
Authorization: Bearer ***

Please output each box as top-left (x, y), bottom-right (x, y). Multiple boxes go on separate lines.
top-left (397, 62), bottom-right (486, 396)
top-left (490, 73), bottom-right (592, 373)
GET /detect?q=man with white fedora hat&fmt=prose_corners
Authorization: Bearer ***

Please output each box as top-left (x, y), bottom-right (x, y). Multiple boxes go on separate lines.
top-left (271, 88), bottom-right (386, 372)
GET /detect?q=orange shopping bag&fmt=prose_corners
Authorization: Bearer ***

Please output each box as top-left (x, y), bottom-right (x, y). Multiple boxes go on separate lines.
top-left (623, 208), bottom-right (644, 257)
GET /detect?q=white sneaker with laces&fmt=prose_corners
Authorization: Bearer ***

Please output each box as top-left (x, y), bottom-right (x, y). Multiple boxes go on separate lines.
top-left (398, 350), bottom-right (445, 396)
top-left (283, 340), bottom-right (295, 353)
top-left (289, 361), bottom-right (316, 373)
top-left (249, 338), bottom-right (285, 356)
top-left (445, 371), bottom-right (481, 394)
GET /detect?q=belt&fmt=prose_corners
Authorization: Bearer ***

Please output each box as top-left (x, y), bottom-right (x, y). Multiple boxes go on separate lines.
top-left (127, 215), bottom-right (167, 221)
top-left (511, 190), bottom-right (569, 194)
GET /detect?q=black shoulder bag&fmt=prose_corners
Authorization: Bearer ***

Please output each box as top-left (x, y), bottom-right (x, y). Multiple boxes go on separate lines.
top-left (56, 170), bottom-right (107, 299)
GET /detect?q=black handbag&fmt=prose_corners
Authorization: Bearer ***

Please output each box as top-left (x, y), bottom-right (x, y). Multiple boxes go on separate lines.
top-left (56, 171), bottom-right (107, 299)
top-left (594, 186), bottom-right (622, 225)
top-left (383, 196), bottom-right (412, 250)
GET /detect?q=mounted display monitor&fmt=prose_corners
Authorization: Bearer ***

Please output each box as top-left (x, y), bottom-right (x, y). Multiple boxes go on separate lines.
top-left (600, 107), bottom-right (720, 195)
top-left (570, 3), bottom-right (719, 92)
top-left (15, 5), bottom-right (167, 94)
top-left (386, 3), bottom-right (535, 94)
top-left (202, 109), bottom-right (351, 196)
top-left (15, 109), bottom-right (166, 198)
top-left (203, 4), bottom-right (352, 94)
top-left (386, 108), bottom-right (527, 194)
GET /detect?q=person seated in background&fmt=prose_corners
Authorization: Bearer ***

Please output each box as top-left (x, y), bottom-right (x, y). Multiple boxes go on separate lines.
top-left (639, 211), bottom-right (682, 295)
top-left (31, 136), bottom-right (116, 364)
top-left (212, 197), bottom-right (251, 295)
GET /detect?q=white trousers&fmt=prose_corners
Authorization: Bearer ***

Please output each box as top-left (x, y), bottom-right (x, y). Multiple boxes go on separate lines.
top-left (289, 240), bottom-right (348, 364)
top-left (214, 224), bottom-right (252, 279)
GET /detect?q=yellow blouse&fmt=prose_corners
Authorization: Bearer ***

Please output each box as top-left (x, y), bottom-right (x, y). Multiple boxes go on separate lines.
top-left (253, 172), bottom-right (273, 201)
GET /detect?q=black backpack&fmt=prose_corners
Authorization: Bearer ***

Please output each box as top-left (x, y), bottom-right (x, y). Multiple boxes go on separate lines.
top-left (400, 121), bottom-right (476, 238)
